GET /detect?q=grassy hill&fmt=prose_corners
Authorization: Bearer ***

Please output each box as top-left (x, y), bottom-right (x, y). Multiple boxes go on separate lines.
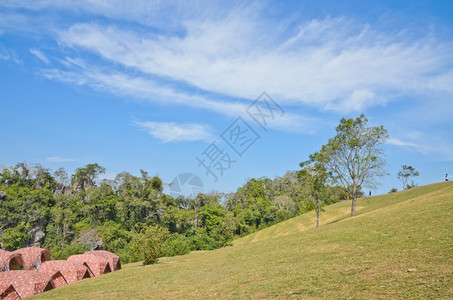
top-left (34, 182), bottom-right (453, 299)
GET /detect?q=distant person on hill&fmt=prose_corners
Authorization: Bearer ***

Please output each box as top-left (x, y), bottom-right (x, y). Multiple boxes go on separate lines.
top-left (369, 190), bottom-right (371, 197)
top-left (446, 174), bottom-right (449, 182)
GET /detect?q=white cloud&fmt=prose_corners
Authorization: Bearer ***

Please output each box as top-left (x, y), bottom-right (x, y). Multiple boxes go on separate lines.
top-left (388, 136), bottom-right (453, 161)
top-left (55, 16), bottom-right (453, 113)
top-left (41, 61), bottom-right (245, 116)
top-left (46, 156), bottom-right (78, 163)
top-left (0, 0), bottom-right (233, 29)
top-left (30, 48), bottom-right (50, 64)
top-left (388, 138), bottom-right (419, 148)
top-left (133, 121), bottom-right (216, 143)
top-left (4, 2), bottom-right (453, 132)
top-left (41, 58), bottom-right (313, 133)
top-left (0, 12), bottom-right (31, 31)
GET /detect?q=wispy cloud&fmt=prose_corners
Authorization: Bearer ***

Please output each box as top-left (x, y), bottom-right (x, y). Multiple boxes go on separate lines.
top-left (133, 120), bottom-right (216, 143)
top-left (41, 57), bottom-right (313, 133)
top-left (388, 138), bottom-right (428, 154)
top-left (388, 138), bottom-right (419, 149)
top-left (55, 16), bottom-right (453, 114)
top-left (42, 56), bottom-right (246, 115)
top-left (0, 46), bottom-right (21, 64)
top-left (4, 2), bottom-right (453, 132)
top-left (30, 48), bottom-right (50, 64)
top-left (46, 156), bottom-right (78, 163)
top-left (0, 0), bottom-right (234, 29)
top-left (388, 136), bottom-right (453, 161)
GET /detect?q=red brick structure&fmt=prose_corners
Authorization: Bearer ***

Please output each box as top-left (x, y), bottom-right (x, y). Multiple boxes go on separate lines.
top-left (12, 247), bottom-right (51, 270)
top-left (1, 247), bottom-right (120, 297)
top-left (67, 254), bottom-right (111, 277)
top-left (0, 249), bottom-right (24, 272)
top-left (0, 270), bottom-right (54, 298)
top-left (0, 284), bottom-right (21, 300)
top-left (39, 260), bottom-right (91, 284)
top-left (85, 250), bottom-right (121, 271)
top-left (36, 267), bottom-right (68, 288)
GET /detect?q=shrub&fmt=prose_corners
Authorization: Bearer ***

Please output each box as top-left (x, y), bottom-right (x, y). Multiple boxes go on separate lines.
top-left (130, 225), bottom-right (170, 265)
top-left (160, 234), bottom-right (191, 257)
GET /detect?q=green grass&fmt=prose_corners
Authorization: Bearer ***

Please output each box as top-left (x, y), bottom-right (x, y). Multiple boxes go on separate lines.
top-left (34, 182), bottom-right (453, 299)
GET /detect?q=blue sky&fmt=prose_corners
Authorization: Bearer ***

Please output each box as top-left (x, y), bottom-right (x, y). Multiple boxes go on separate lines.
top-left (1, 0), bottom-right (452, 196)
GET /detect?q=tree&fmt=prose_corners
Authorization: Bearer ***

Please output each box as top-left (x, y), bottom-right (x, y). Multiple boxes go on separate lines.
top-left (298, 161), bottom-right (329, 227)
top-left (2, 162), bottom-right (32, 187)
top-left (313, 114), bottom-right (388, 216)
top-left (71, 163), bottom-right (106, 191)
top-left (398, 165), bottom-right (419, 190)
top-left (273, 195), bottom-right (297, 222)
top-left (30, 164), bottom-right (57, 192)
top-left (54, 167), bottom-right (69, 195)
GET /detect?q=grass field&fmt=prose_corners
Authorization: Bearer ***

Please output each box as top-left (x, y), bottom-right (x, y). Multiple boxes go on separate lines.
top-left (33, 182), bottom-right (453, 299)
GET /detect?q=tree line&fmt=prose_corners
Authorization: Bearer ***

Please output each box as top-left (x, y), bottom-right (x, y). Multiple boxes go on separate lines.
top-left (1, 114), bottom-right (396, 264)
top-left (0, 162), bottom-right (345, 264)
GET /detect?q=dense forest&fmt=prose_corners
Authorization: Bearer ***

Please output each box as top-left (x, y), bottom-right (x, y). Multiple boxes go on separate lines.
top-left (0, 162), bottom-right (345, 264)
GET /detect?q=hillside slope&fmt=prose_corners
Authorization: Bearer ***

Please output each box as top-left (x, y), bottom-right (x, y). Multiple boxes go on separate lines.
top-left (34, 182), bottom-right (453, 299)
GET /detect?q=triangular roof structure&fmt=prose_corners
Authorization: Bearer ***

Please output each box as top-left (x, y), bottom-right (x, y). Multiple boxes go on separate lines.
top-left (85, 250), bottom-right (121, 271)
top-left (50, 270), bottom-right (67, 288)
top-left (12, 247), bottom-right (51, 270)
top-left (0, 249), bottom-right (24, 272)
top-left (0, 284), bottom-right (20, 300)
top-left (67, 254), bottom-right (111, 277)
top-left (39, 260), bottom-right (91, 284)
top-left (0, 270), bottom-right (55, 298)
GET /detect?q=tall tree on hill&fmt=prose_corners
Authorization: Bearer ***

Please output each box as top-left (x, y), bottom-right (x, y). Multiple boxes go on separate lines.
top-left (312, 114), bottom-right (388, 216)
top-left (397, 165), bottom-right (419, 190)
top-left (298, 160), bottom-right (330, 227)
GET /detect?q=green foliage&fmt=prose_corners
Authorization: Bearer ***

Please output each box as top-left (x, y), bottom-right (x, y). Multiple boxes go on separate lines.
top-left (298, 161), bottom-right (331, 227)
top-left (49, 243), bottom-right (88, 260)
top-left (71, 163), bottom-right (106, 191)
top-left (398, 165), bottom-right (419, 190)
top-left (1, 160), bottom-right (343, 264)
top-left (130, 225), bottom-right (170, 265)
top-left (312, 114), bottom-right (388, 216)
top-left (0, 222), bottom-right (29, 251)
top-left (96, 221), bottom-right (133, 256)
top-left (42, 224), bottom-right (63, 249)
top-left (160, 234), bottom-right (191, 257)
top-left (190, 228), bottom-right (218, 250)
